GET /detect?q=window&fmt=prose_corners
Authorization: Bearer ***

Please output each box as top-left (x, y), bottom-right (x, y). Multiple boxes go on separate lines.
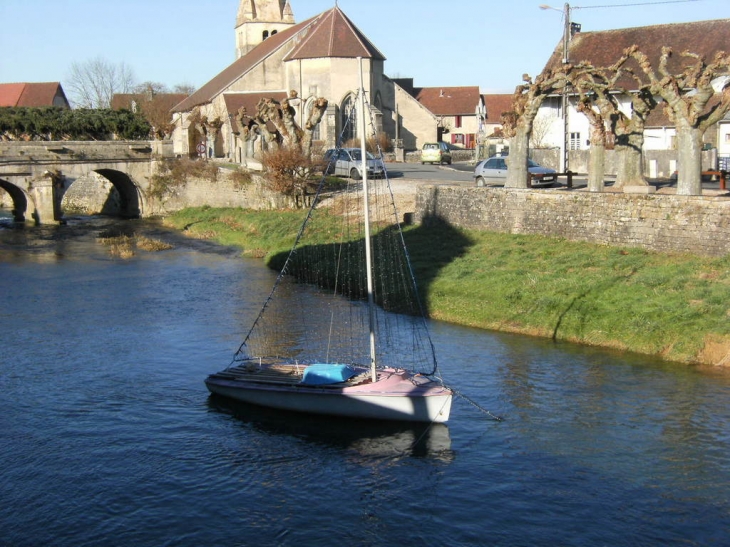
top-left (569, 132), bottom-right (581, 150)
top-left (725, 133), bottom-right (730, 143)
top-left (262, 31), bottom-right (269, 40)
top-left (455, 115), bottom-right (462, 128)
top-left (340, 94), bottom-right (356, 143)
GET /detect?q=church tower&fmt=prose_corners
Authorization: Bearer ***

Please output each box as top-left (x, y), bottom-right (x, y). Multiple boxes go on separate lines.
top-left (235, 0), bottom-right (295, 58)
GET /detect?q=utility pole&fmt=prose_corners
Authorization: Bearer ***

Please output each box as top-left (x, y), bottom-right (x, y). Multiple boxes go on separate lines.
top-left (541, 3), bottom-right (573, 173)
top-left (562, 3), bottom-right (571, 174)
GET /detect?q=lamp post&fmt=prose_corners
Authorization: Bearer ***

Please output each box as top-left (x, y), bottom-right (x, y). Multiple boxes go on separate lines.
top-left (540, 3), bottom-right (574, 173)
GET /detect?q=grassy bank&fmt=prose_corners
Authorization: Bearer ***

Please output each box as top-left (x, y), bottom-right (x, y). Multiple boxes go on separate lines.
top-left (164, 206), bottom-right (730, 367)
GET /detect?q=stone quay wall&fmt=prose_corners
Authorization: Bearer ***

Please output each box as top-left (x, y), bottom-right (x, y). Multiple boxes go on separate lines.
top-left (148, 170), bottom-right (297, 216)
top-left (415, 186), bottom-right (730, 257)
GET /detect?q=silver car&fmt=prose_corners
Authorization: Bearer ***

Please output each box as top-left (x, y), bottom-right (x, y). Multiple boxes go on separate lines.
top-left (324, 148), bottom-right (384, 180)
top-left (474, 156), bottom-right (557, 188)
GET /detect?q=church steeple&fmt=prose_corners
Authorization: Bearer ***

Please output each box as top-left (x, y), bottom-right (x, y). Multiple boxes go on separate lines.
top-left (235, 0), bottom-right (295, 58)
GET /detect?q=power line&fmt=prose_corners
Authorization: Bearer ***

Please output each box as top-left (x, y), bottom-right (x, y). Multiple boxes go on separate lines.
top-left (575, 0), bottom-right (701, 9)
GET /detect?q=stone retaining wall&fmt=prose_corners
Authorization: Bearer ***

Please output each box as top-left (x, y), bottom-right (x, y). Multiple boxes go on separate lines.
top-left (416, 186), bottom-right (730, 256)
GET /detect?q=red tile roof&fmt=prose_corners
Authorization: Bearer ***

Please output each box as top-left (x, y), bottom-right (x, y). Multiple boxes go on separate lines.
top-left (284, 7), bottom-right (385, 61)
top-left (173, 7), bottom-right (383, 113)
top-left (414, 86), bottom-right (482, 116)
top-left (0, 83), bottom-right (26, 106)
top-left (0, 82), bottom-right (69, 108)
top-left (482, 94), bottom-right (513, 122)
top-left (543, 19), bottom-right (730, 90)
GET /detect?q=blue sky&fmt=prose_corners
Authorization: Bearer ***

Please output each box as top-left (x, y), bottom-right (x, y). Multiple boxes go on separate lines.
top-left (0, 0), bottom-right (727, 95)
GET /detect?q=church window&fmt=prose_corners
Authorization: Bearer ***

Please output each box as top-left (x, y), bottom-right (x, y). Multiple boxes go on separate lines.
top-left (341, 94), bottom-right (357, 144)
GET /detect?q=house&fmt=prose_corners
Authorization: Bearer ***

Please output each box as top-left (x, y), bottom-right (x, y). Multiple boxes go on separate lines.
top-left (479, 94), bottom-right (513, 158)
top-left (534, 18), bottom-right (730, 171)
top-left (0, 82), bottom-right (70, 109)
top-left (403, 84), bottom-right (484, 149)
top-left (170, 0), bottom-right (478, 162)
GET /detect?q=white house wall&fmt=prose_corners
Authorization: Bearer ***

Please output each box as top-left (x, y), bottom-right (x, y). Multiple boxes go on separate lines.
top-left (718, 120), bottom-right (730, 156)
top-left (536, 94), bottom-right (676, 153)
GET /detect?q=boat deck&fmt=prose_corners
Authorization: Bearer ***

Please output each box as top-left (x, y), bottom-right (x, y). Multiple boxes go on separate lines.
top-left (210, 361), bottom-right (372, 388)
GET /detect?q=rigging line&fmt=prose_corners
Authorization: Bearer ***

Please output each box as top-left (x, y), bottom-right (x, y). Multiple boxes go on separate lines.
top-left (229, 168), bottom-right (330, 366)
top-left (233, 102), bottom-right (362, 367)
top-left (452, 388), bottom-right (504, 422)
top-left (360, 91), bottom-right (440, 377)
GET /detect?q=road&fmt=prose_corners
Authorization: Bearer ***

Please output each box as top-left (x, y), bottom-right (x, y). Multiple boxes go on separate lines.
top-left (386, 161), bottom-right (726, 192)
top-left (382, 162), bottom-right (474, 185)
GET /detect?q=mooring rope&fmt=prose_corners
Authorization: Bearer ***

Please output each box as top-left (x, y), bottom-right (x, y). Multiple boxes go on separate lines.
top-left (452, 388), bottom-right (504, 422)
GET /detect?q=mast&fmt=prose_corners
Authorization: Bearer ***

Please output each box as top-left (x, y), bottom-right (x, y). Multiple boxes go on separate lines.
top-left (358, 57), bottom-right (377, 382)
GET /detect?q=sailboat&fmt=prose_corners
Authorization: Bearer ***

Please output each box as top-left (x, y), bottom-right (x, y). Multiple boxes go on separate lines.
top-left (205, 60), bottom-right (453, 423)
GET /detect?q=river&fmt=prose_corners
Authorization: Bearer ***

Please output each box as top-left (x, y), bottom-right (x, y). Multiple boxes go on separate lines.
top-left (1, 216), bottom-right (729, 546)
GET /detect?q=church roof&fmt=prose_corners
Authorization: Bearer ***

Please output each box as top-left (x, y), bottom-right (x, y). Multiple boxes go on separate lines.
top-left (173, 6), bottom-right (384, 113)
top-left (223, 91), bottom-right (288, 118)
top-left (284, 6), bottom-right (385, 62)
top-left (414, 86), bottom-right (482, 116)
top-left (223, 91), bottom-right (288, 132)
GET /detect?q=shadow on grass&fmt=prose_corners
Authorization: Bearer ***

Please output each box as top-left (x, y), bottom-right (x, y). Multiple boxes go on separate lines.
top-left (266, 212), bottom-right (474, 319)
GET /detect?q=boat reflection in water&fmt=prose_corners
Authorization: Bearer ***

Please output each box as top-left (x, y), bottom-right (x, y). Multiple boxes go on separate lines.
top-left (207, 395), bottom-right (453, 461)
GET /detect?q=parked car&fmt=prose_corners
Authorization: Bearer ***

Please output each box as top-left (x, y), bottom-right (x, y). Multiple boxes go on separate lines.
top-left (421, 142), bottom-right (452, 165)
top-left (474, 156), bottom-right (557, 187)
top-left (323, 148), bottom-right (384, 180)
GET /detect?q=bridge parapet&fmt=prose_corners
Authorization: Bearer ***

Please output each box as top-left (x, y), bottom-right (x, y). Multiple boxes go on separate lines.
top-left (0, 140), bottom-right (174, 163)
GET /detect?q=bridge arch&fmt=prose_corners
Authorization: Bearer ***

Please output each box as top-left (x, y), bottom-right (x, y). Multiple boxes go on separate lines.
top-left (0, 178), bottom-right (31, 222)
top-left (60, 168), bottom-right (143, 219)
top-left (94, 169), bottom-right (142, 218)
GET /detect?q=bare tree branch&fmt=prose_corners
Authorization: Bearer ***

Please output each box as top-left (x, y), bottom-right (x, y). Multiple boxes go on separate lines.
top-left (66, 57), bottom-right (136, 108)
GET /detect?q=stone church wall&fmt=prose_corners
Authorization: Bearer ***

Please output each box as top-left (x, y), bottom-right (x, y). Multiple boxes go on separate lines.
top-left (415, 186), bottom-right (730, 257)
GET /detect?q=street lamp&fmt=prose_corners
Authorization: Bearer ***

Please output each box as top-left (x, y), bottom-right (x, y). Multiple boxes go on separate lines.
top-left (539, 3), bottom-right (577, 172)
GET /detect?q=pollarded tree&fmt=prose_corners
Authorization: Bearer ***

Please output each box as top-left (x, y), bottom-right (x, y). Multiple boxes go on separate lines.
top-left (245, 92), bottom-right (329, 201)
top-left (570, 48), bottom-right (657, 190)
top-left (571, 66), bottom-right (616, 192)
top-left (632, 47), bottom-right (730, 195)
top-left (502, 66), bottom-right (573, 188)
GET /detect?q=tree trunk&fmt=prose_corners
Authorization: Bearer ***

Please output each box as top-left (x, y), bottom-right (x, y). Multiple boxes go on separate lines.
top-left (587, 138), bottom-right (605, 192)
top-left (615, 130), bottom-right (647, 188)
top-left (675, 122), bottom-right (703, 196)
top-left (505, 124), bottom-right (530, 188)
top-left (586, 121), bottom-right (606, 192)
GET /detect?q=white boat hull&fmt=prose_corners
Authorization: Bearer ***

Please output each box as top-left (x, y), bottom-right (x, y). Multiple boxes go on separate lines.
top-left (205, 367), bottom-right (453, 423)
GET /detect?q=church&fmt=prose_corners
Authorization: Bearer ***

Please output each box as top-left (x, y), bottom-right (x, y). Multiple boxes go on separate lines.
top-left (171, 0), bottom-right (485, 162)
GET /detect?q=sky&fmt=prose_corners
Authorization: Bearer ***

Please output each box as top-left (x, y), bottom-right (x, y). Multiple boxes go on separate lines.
top-left (0, 0), bottom-right (728, 98)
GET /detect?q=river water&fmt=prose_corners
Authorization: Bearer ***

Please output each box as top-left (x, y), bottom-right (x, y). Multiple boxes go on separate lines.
top-left (1, 217), bottom-right (729, 546)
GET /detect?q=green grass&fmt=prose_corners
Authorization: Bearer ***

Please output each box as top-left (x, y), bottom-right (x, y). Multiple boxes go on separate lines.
top-left (165, 207), bottom-right (730, 366)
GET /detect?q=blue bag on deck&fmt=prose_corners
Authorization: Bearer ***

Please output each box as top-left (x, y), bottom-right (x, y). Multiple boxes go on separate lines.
top-left (301, 364), bottom-right (358, 386)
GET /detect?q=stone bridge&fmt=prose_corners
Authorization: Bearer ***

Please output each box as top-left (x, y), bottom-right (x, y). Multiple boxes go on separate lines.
top-left (0, 141), bottom-right (175, 224)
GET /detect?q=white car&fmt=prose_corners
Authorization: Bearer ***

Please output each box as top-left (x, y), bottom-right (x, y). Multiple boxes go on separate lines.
top-left (323, 148), bottom-right (384, 180)
top-left (474, 156), bottom-right (557, 187)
